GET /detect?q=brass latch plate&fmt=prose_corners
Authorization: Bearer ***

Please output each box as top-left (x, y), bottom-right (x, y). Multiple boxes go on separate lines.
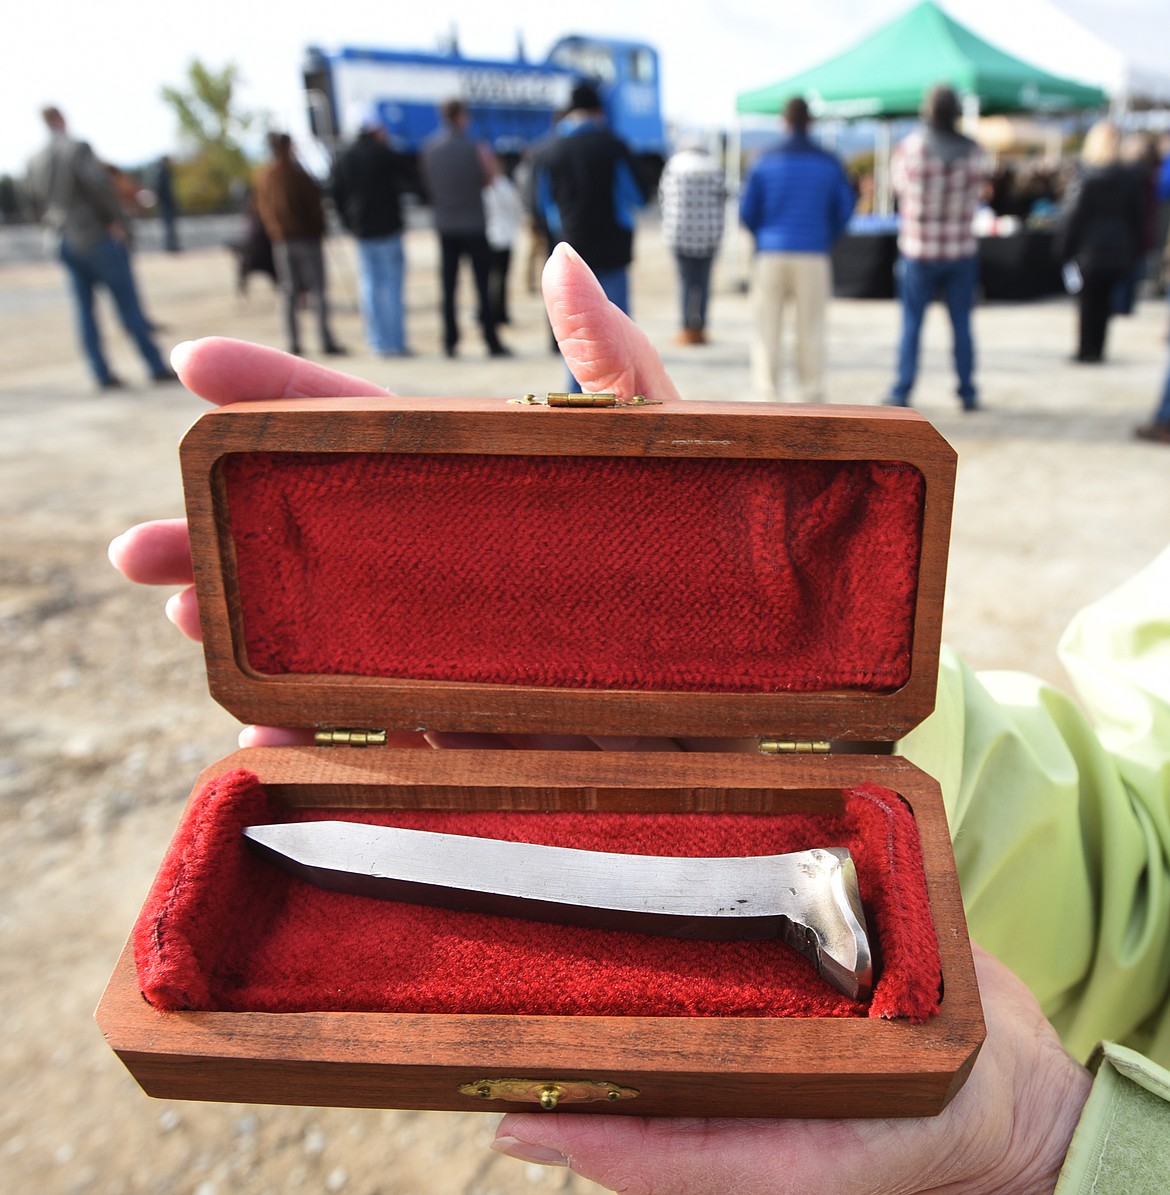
top-left (459, 1077), bottom-right (640, 1109)
top-left (510, 392), bottom-right (660, 408)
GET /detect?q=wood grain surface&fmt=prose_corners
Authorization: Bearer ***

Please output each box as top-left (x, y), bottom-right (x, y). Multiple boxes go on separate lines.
top-left (96, 749), bottom-right (984, 1119)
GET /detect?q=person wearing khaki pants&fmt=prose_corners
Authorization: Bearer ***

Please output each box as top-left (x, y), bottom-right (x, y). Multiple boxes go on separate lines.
top-left (739, 97), bottom-right (855, 402)
top-left (750, 251), bottom-right (832, 401)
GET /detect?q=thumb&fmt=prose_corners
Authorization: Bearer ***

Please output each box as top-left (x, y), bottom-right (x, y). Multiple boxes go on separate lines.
top-left (542, 243), bottom-right (680, 403)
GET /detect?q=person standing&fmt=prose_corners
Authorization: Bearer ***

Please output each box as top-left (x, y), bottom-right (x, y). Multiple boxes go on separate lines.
top-left (482, 159), bottom-right (526, 328)
top-left (739, 98), bottom-right (855, 402)
top-left (154, 155), bottom-right (181, 253)
top-left (253, 132), bottom-right (346, 358)
top-left (658, 139), bottom-right (726, 345)
top-left (419, 100), bottom-right (509, 359)
top-left (331, 108), bottom-right (411, 357)
top-left (534, 82), bottom-right (646, 388)
top-left (1134, 355), bottom-right (1170, 444)
top-left (885, 85), bottom-right (986, 411)
top-left (24, 106), bottom-right (174, 390)
top-left (535, 84), bottom-right (644, 314)
top-left (1057, 120), bottom-right (1145, 364)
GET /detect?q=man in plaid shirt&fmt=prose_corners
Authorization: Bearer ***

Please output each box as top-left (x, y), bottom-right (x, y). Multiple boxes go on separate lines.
top-left (886, 85), bottom-right (986, 411)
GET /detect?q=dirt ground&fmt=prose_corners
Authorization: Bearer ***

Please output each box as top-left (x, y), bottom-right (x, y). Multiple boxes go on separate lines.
top-left (2, 216), bottom-right (1169, 1195)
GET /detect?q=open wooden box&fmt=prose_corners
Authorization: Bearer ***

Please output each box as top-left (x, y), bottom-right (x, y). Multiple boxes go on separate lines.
top-left (97, 396), bottom-right (984, 1118)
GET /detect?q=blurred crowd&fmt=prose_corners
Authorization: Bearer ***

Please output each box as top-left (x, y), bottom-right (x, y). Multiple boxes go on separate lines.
top-left (18, 95), bottom-right (1170, 441)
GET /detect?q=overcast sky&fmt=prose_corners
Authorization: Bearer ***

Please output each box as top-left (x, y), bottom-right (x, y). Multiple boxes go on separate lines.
top-left (4, 0), bottom-right (1167, 177)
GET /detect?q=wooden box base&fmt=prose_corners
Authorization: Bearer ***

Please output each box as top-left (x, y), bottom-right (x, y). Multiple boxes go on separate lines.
top-left (96, 747), bottom-right (984, 1118)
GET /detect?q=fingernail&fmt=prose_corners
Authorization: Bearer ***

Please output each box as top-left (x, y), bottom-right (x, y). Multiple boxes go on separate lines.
top-left (107, 532), bottom-right (126, 566)
top-left (170, 341), bottom-right (194, 371)
top-left (490, 1136), bottom-right (569, 1167)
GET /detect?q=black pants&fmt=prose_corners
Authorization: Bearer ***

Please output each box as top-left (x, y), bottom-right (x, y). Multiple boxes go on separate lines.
top-left (487, 246), bottom-right (512, 326)
top-left (439, 233), bottom-right (501, 353)
top-left (1077, 265), bottom-right (1128, 361)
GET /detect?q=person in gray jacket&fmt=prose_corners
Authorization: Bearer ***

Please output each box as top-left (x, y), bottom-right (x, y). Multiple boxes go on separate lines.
top-left (419, 100), bottom-right (510, 358)
top-left (25, 107), bottom-right (173, 390)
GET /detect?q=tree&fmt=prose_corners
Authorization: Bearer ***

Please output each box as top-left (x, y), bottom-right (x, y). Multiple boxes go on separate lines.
top-left (161, 60), bottom-right (255, 212)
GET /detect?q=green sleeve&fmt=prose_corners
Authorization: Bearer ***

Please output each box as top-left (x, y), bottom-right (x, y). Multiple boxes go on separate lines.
top-left (898, 547), bottom-right (1170, 1067)
top-left (1054, 1043), bottom-right (1170, 1194)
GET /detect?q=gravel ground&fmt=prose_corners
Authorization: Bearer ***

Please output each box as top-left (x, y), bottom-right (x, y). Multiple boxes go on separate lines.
top-left (1, 215), bottom-right (1168, 1195)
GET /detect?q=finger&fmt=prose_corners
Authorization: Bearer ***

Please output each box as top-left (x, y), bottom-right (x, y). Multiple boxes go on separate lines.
top-left (675, 737), bottom-right (761, 754)
top-left (239, 728), bottom-right (431, 749)
top-left (588, 736), bottom-right (684, 752)
top-left (424, 732), bottom-right (601, 751)
top-left (239, 726), bottom-right (316, 748)
top-left (489, 950), bottom-right (1059, 1195)
top-left (491, 1114), bottom-right (891, 1195)
top-left (108, 519), bottom-right (193, 586)
top-left (164, 588), bottom-right (202, 641)
top-left (171, 337), bottom-right (393, 405)
top-left (542, 244), bottom-right (680, 402)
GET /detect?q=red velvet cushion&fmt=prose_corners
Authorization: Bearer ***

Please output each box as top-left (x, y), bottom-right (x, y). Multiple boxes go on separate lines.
top-left (134, 769), bottom-right (941, 1023)
top-left (223, 453), bottom-right (925, 692)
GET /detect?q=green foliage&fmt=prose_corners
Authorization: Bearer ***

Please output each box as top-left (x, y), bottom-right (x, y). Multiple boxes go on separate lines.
top-left (160, 60), bottom-right (255, 213)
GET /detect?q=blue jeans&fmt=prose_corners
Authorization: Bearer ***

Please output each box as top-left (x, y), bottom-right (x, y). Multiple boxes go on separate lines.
top-left (891, 255), bottom-right (979, 408)
top-left (564, 266), bottom-right (629, 392)
top-left (59, 235), bottom-right (167, 384)
top-left (1154, 356), bottom-right (1170, 426)
top-left (676, 252), bottom-right (714, 330)
top-left (356, 234), bottom-right (406, 354)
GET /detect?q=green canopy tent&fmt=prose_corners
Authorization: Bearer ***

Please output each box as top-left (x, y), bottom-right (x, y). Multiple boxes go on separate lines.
top-left (731, 0), bottom-right (1105, 226)
top-left (736, 0), bottom-right (1107, 119)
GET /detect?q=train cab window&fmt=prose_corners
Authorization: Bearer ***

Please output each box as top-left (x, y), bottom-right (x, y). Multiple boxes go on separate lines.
top-left (628, 49), bottom-right (656, 84)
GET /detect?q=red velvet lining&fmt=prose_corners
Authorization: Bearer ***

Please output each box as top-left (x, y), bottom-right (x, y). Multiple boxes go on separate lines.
top-left (222, 453), bottom-right (925, 692)
top-left (133, 769), bottom-right (942, 1022)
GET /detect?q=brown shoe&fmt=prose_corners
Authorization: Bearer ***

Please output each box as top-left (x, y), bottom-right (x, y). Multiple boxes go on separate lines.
top-left (674, 328), bottom-right (703, 346)
top-left (1134, 422), bottom-right (1170, 444)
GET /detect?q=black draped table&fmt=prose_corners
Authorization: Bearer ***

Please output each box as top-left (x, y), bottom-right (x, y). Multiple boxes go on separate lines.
top-left (831, 228), bottom-right (1065, 302)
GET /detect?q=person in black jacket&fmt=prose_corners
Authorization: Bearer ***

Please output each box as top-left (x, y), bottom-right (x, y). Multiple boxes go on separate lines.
top-left (534, 82), bottom-right (645, 388)
top-left (1057, 120), bottom-right (1145, 364)
top-left (332, 108), bottom-right (412, 357)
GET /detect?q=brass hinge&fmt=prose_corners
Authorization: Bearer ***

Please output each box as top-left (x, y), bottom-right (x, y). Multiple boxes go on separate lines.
top-left (458, 1077), bottom-right (640, 1109)
top-left (314, 728), bottom-right (388, 747)
top-left (510, 392), bottom-right (660, 408)
top-left (758, 739), bottom-right (833, 755)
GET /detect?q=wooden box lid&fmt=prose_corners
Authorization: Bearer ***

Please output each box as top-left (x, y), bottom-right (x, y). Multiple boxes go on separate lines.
top-left (181, 397), bottom-right (956, 741)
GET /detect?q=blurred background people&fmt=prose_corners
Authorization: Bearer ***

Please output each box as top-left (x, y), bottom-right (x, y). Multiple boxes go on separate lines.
top-left (534, 81), bottom-right (645, 388)
top-left (154, 154), bottom-right (181, 253)
top-left (739, 96), bottom-right (855, 401)
top-left (331, 105), bottom-right (412, 357)
top-left (24, 106), bottom-right (173, 390)
top-left (419, 99), bottom-right (510, 359)
top-left (885, 84), bottom-right (986, 411)
top-left (253, 131), bottom-right (346, 358)
top-left (1111, 130), bottom-right (1160, 316)
top-left (658, 138), bottom-right (726, 345)
top-left (482, 157), bottom-right (525, 329)
top-left (1135, 344), bottom-right (1170, 442)
top-left (1056, 119), bottom-right (1144, 364)
top-left (229, 187), bottom-right (277, 298)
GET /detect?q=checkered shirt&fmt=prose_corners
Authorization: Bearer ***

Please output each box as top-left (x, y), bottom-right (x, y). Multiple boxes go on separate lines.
top-left (658, 150), bottom-right (727, 257)
top-left (892, 131), bottom-right (986, 260)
